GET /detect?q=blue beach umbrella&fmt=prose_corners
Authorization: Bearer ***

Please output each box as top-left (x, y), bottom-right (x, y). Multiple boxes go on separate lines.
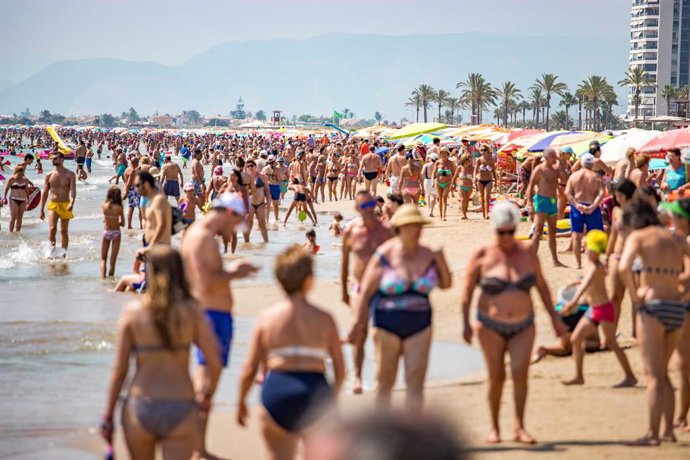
top-left (527, 131), bottom-right (582, 152)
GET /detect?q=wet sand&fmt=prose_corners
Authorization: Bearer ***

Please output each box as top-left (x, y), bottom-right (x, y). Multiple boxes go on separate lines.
top-left (73, 194), bottom-right (690, 459)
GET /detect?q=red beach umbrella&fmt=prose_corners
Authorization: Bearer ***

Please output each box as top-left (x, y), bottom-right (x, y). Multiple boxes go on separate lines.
top-left (638, 128), bottom-right (690, 158)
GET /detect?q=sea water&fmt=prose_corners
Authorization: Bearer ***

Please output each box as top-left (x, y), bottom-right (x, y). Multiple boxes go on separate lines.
top-left (0, 143), bottom-right (484, 458)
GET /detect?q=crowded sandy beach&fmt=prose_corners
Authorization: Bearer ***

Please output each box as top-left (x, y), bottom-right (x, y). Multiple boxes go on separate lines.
top-left (0, 120), bottom-right (689, 460)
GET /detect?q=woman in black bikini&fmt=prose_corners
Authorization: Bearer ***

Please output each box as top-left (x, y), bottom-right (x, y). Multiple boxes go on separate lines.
top-left (282, 178), bottom-right (316, 226)
top-left (101, 246), bottom-right (221, 459)
top-left (313, 156), bottom-right (327, 204)
top-left (474, 144), bottom-right (497, 220)
top-left (326, 151), bottom-right (340, 202)
top-left (3, 164), bottom-right (33, 232)
top-left (244, 159), bottom-right (271, 243)
top-left (618, 199), bottom-right (690, 446)
top-left (460, 201), bottom-right (567, 445)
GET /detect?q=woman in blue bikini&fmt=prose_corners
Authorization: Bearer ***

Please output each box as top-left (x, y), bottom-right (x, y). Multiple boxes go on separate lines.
top-left (237, 246), bottom-right (345, 460)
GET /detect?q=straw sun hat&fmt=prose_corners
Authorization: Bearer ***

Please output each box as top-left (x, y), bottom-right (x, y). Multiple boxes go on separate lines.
top-left (392, 204), bottom-right (430, 228)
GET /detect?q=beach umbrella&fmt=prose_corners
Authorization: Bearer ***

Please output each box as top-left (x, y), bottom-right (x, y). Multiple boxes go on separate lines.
top-left (526, 131), bottom-right (582, 152)
top-left (387, 122), bottom-right (447, 140)
top-left (498, 131), bottom-right (553, 154)
top-left (637, 128), bottom-right (690, 157)
top-left (600, 130), bottom-right (661, 165)
top-left (375, 147), bottom-right (389, 154)
top-left (495, 129), bottom-right (544, 146)
top-left (649, 158), bottom-right (668, 171)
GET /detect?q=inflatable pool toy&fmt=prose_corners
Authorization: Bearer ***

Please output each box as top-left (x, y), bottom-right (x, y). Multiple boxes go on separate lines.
top-left (46, 126), bottom-right (72, 156)
top-left (298, 211), bottom-right (307, 222)
top-left (517, 219), bottom-right (572, 240)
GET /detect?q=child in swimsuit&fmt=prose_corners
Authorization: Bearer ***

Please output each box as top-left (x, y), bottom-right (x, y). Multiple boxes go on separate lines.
top-left (328, 213), bottom-right (344, 237)
top-left (76, 164), bottom-right (88, 183)
top-left (35, 158), bottom-right (43, 175)
top-left (101, 186), bottom-right (125, 279)
top-left (302, 229), bottom-right (320, 254)
top-left (561, 229), bottom-right (637, 387)
top-left (178, 182), bottom-right (204, 226)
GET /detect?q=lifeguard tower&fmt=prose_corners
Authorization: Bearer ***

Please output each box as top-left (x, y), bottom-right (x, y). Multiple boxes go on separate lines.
top-left (272, 110), bottom-right (282, 125)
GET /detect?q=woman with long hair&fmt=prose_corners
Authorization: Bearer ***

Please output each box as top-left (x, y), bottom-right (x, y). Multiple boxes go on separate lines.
top-left (244, 159), bottom-right (271, 243)
top-left (455, 153), bottom-right (474, 220)
top-left (619, 199), bottom-right (690, 445)
top-left (460, 201), bottom-right (567, 444)
top-left (237, 246), bottom-right (345, 460)
top-left (101, 246), bottom-right (221, 459)
top-left (101, 186), bottom-right (125, 279)
top-left (399, 152), bottom-right (422, 205)
top-left (348, 205), bottom-right (451, 411)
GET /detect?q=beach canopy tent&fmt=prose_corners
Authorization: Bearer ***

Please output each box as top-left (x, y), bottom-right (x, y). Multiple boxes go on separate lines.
top-left (638, 128), bottom-right (690, 157)
top-left (387, 122), bottom-right (447, 140)
top-left (600, 129), bottom-right (661, 165)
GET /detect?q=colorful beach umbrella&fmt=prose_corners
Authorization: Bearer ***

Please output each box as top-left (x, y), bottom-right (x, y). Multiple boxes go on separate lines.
top-left (637, 128), bottom-right (690, 157)
top-left (527, 131), bottom-right (582, 152)
top-left (387, 122), bottom-right (448, 140)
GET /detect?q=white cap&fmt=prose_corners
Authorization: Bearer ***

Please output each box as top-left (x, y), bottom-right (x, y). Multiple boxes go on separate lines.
top-left (490, 200), bottom-right (520, 230)
top-left (211, 192), bottom-right (246, 214)
top-left (580, 153), bottom-right (595, 168)
top-left (430, 153), bottom-right (439, 161)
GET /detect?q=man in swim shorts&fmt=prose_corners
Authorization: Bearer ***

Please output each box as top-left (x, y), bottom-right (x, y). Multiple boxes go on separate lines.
top-left (386, 144), bottom-right (407, 193)
top-left (526, 148), bottom-right (566, 267)
top-left (565, 153), bottom-right (605, 269)
top-left (180, 192), bottom-right (259, 459)
top-left (341, 190), bottom-right (393, 394)
top-left (160, 155), bottom-right (183, 200)
top-left (190, 149), bottom-right (206, 201)
top-left (360, 147), bottom-right (383, 196)
top-left (39, 152), bottom-right (76, 257)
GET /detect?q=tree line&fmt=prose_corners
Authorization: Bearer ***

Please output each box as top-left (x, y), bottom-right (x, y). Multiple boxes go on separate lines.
top-left (406, 67), bottom-right (655, 131)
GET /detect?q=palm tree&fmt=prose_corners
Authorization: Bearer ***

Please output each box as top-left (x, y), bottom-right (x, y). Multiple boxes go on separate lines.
top-left (433, 89), bottom-right (450, 122)
top-left (579, 76), bottom-right (612, 131)
top-left (457, 73), bottom-right (496, 124)
top-left (528, 87), bottom-right (543, 127)
top-left (551, 110), bottom-right (572, 130)
top-left (496, 82), bottom-right (522, 127)
top-left (445, 97), bottom-right (460, 125)
top-left (661, 84), bottom-right (677, 116)
top-left (413, 84), bottom-right (435, 122)
top-left (405, 94), bottom-right (422, 122)
top-left (534, 73), bottom-right (568, 131)
top-left (559, 92), bottom-right (578, 124)
top-left (618, 66), bottom-right (652, 126)
top-left (374, 111), bottom-right (383, 124)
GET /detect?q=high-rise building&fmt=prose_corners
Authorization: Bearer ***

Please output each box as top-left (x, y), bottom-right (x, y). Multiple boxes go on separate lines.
top-left (627, 0), bottom-right (690, 119)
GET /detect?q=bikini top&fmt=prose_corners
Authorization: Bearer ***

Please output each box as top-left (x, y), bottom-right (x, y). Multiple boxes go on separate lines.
top-left (437, 168), bottom-right (452, 177)
top-left (479, 164), bottom-right (493, 172)
top-left (133, 343), bottom-right (190, 353)
top-left (256, 176), bottom-right (265, 188)
top-left (267, 346), bottom-right (329, 361)
top-left (377, 251), bottom-right (438, 296)
top-left (479, 273), bottom-right (536, 295)
top-left (11, 183), bottom-right (27, 189)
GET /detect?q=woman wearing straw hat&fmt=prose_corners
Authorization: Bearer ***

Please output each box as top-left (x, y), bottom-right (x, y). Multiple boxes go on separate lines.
top-left (460, 201), bottom-right (567, 444)
top-left (348, 204), bottom-right (451, 411)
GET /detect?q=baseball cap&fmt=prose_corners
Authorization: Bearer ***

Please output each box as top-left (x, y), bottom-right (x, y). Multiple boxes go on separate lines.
top-left (277, 157), bottom-right (286, 163)
top-left (260, 150), bottom-right (268, 158)
top-left (211, 192), bottom-right (246, 215)
top-left (430, 153), bottom-right (439, 161)
top-left (561, 146), bottom-right (575, 155)
top-left (580, 153), bottom-right (595, 168)
top-left (183, 182), bottom-right (195, 192)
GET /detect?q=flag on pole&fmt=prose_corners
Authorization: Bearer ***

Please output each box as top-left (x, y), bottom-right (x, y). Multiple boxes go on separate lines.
top-left (333, 110), bottom-right (344, 119)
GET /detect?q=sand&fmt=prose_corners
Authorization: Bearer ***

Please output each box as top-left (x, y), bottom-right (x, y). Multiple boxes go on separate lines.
top-left (83, 195), bottom-right (690, 459)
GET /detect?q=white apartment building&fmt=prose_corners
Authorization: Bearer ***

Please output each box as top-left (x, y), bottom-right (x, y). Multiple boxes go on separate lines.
top-left (628, 0), bottom-right (690, 118)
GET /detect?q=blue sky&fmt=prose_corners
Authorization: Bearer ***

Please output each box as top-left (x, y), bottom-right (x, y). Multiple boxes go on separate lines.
top-left (2, 0), bottom-right (630, 83)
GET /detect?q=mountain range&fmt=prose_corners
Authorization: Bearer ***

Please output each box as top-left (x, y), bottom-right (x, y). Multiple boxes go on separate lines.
top-left (0, 33), bottom-right (630, 120)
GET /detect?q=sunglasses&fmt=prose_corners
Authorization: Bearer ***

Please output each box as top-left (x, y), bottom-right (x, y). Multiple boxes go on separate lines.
top-left (359, 200), bottom-right (377, 210)
top-left (496, 228), bottom-right (516, 236)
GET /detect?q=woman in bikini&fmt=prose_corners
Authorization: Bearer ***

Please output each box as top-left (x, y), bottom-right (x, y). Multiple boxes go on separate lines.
top-left (348, 205), bottom-right (451, 411)
top-left (237, 246), bottom-right (345, 460)
top-left (3, 164), bottom-right (33, 232)
top-left (283, 178), bottom-right (317, 226)
top-left (313, 156), bottom-right (327, 204)
top-left (399, 152), bottom-right (422, 205)
top-left (474, 144), bottom-right (497, 220)
top-left (455, 153), bottom-right (474, 220)
top-left (432, 148), bottom-right (456, 221)
top-left (245, 159), bottom-right (271, 243)
top-left (618, 199), bottom-right (690, 446)
top-left (603, 179), bottom-right (637, 333)
top-left (460, 201), bottom-right (567, 444)
top-left (101, 246), bottom-right (221, 460)
top-left (101, 186), bottom-right (125, 279)
top-left (326, 151), bottom-right (341, 202)
top-left (340, 149), bottom-right (359, 201)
